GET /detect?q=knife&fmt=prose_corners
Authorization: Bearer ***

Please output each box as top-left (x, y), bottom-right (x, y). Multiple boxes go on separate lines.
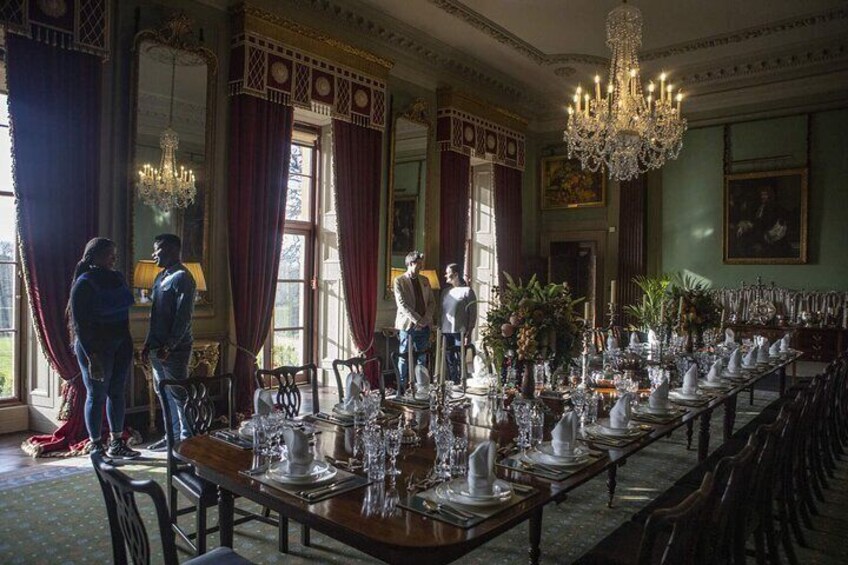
top-left (300, 476), bottom-right (358, 499)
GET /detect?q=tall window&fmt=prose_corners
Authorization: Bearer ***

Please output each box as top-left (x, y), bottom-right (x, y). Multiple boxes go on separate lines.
top-left (0, 86), bottom-right (21, 401)
top-left (266, 128), bottom-right (319, 371)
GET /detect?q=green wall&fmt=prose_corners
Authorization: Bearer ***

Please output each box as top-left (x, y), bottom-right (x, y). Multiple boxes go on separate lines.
top-left (660, 109), bottom-right (848, 290)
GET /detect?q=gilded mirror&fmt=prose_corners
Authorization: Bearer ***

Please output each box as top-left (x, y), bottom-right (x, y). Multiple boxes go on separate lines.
top-left (128, 14), bottom-right (216, 309)
top-left (385, 99), bottom-right (430, 298)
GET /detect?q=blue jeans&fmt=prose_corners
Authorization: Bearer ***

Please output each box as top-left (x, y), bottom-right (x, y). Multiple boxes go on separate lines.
top-left (151, 348), bottom-right (193, 441)
top-left (444, 333), bottom-right (462, 384)
top-left (76, 338), bottom-right (132, 443)
top-left (398, 328), bottom-right (430, 392)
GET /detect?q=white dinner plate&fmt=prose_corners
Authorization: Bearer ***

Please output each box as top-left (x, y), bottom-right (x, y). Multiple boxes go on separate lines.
top-left (701, 380), bottom-right (727, 389)
top-left (670, 389), bottom-right (701, 400)
top-left (534, 444), bottom-right (591, 466)
top-left (636, 403), bottom-right (672, 416)
top-left (436, 478), bottom-right (513, 507)
top-left (267, 460), bottom-right (336, 485)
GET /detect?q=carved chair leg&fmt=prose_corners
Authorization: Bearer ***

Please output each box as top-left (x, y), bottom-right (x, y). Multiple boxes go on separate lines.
top-left (196, 505), bottom-right (207, 556)
top-left (528, 506), bottom-right (543, 565)
top-left (698, 409), bottom-right (712, 463)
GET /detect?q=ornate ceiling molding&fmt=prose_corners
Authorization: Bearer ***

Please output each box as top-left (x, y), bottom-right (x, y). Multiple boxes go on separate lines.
top-left (676, 39), bottom-right (848, 87)
top-left (271, 0), bottom-right (547, 110)
top-left (428, 0), bottom-right (847, 68)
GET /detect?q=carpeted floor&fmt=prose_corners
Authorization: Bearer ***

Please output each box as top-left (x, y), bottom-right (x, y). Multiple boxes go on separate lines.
top-left (0, 390), bottom-right (782, 564)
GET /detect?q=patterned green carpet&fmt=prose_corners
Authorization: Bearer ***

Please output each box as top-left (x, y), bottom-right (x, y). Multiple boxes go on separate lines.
top-left (0, 392), bottom-right (782, 564)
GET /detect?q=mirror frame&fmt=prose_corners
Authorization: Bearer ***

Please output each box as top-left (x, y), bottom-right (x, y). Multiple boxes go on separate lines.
top-left (127, 14), bottom-right (218, 313)
top-left (385, 98), bottom-right (431, 299)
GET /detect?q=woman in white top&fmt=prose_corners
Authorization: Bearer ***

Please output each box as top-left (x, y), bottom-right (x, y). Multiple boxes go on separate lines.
top-left (441, 263), bottom-right (477, 383)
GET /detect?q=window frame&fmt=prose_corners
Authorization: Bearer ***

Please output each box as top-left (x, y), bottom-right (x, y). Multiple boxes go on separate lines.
top-left (263, 126), bottom-right (320, 379)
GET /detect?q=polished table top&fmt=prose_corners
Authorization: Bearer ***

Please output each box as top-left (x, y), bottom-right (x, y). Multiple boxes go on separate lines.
top-left (175, 352), bottom-right (801, 564)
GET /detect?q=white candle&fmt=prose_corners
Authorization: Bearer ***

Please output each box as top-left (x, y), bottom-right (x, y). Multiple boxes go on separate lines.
top-left (610, 280), bottom-right (617, 305)
top-left (434, 328), bottom-right (441, 381)
top-left (584, 301), bottom-right (591, 323)
top-left (594, 75), bottom-right (601, 101)
top-left (460, 331), bottom-right (467, 388)
top-left (407, 338), bottom-right (414, 390)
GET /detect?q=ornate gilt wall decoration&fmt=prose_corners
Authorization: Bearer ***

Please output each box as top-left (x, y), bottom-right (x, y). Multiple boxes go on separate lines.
top-left (0, 0), bottom-right (109, 57)
top-left (436, 99), bottom-right (526, 171)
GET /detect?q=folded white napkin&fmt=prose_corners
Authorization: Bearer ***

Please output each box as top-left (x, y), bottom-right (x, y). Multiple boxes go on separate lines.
top-left (552, 411), bottom-right (578, 456)
top-left (707, 359), bottom-right (723, 384)
top-left (727, 348), bottom-right (742, 373)
top-left (414, 365), bottom-right (430, 390)
top-left (725, 328), bottom-right (736, 346)
top-left (468, 440), bottom-right (496, 496)
top-left (629, 332), bottom-right (641, 347)
top-left (743, 346), bottom-right (758, 368)
top-left (254, 388), bottom-right (276, 416)
top-left (780, 334), bottom-right (791, 353)
top-left (649, 379), bottom-right (669, 410)
top-left (344, 372), bottom-right (364, 410)
top-left (682, 365), bottom-right (699, 395)
top-left (647, 329), bottom-right (658, 346)
top-left (282, 428), bottom-right (314, 475)
top-left (610, 394), bottom-right (632, 429)
top-left (769, 341), bottom-right (780, 357)
top-left (607, 335), bottom-right (620, 351)
top-left (757, 340), bottom-right (770, 364)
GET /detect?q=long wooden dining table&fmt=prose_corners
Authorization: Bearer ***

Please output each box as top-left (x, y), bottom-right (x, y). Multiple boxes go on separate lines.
top-left (174, 352), bottom-right (801, 564)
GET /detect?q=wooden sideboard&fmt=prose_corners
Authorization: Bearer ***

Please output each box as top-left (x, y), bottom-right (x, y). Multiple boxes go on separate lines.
top-left (132, 340), bottom-right (221, 433)
top-left (727, 324), bottom-right (848, 363)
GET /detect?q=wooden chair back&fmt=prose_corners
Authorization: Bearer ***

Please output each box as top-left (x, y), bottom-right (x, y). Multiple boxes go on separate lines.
top-left (637, 472), bottom-right (715, 565)
top-left (254, 363), bottom-right (318, 417)
top-left (332, 356), bottom-right (383, 401)
top-left (91, 452), bottom-right (180, 565)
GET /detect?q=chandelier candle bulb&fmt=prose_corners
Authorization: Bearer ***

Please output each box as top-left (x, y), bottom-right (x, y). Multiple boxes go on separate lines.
top-left (676, 92), bottom-right (683, 112)
top-left (595, 75), bottom-right (601, 100)
top-left (660, 73), bottom-right (666, 101)
top-left (584, 94), bottom-right (590, 117)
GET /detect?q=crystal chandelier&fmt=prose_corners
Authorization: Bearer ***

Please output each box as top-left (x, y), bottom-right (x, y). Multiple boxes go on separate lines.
top-left (137, 53), bottom-right (196, 211)
top-left (564, 1), bottom-right (687, 181)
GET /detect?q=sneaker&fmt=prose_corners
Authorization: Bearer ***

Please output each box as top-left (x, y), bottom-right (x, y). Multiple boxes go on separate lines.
top-left (147, 437), bottom-right (169, 452)
top-left (107, 439), bottom-right (141, 460)
top-left (89, 440), bottom-right (105, 455)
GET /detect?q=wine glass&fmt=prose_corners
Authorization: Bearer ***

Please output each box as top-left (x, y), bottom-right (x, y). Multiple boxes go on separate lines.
top-left (433, 421), bottom-right (454, 480)
top-left (385, 427), bottom-right (402, 477)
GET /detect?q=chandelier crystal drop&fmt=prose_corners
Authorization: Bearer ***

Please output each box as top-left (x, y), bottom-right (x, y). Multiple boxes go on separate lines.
top-left (564, 1), bottom-right (687, 181)
top-left (137, 53), bottom-right (196, 211)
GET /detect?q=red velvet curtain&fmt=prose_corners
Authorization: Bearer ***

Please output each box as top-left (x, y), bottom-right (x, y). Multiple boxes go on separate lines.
top-left (7, 35), bottom-right (101, 456)
top-left (439, 150), bottom-right (471, 274)
top-left (332, 120), bottom-right (382, 386)
top-left (228, 96), bottom-right (293, 413)
top-left (493, 164), bottom-right (523, 286)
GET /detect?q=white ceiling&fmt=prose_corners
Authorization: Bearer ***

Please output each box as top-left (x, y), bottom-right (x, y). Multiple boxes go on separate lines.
top-left (244, 0), bottom-right (848, 129)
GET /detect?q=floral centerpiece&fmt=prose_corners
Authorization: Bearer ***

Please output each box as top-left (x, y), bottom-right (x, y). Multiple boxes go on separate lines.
top-left (482, 273), bottom-right (580, 395)
top-left (665, 272), bottom-right (721, 352)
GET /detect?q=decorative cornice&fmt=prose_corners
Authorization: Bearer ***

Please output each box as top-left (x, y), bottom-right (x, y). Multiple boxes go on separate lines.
top-left (641, 8), bottom-right (848, 61)
top-left (271, 0), bottom-right (546, 111)
top-left (437, 88), bottom-right (528, 131)
top-left (235, 2), bottom-right (394, 78)
top-left (677, 40), bottom-right (848, 87)
top-left (427, 0), bottom-right (848, 69)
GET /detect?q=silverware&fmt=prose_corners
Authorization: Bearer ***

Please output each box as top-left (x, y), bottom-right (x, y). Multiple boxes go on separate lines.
top-left (300, 476), bottom-right (358, 499)
top-left (421, 499), bottom-right (472, 521)
top-left (517, 458), bottom-right (561, 475)
top-left (244, 463), bottom-right (268, 476)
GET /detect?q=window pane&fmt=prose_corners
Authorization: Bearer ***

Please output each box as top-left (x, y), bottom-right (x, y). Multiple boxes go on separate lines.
top-left (274, 282), bottom-right (303, 328)
top-left (278, 233), bottom-right (305, 280)
top-left (272, 329), bottom-right (303, 367)
top-left (289, 144), bottom-right (313, 177)
top-left (0, 330), bottom-right (14, 399)
top-left (0, 262), bottom-right (14, 331)
top-left (0, 195), bottom-right (16, 251)
top-left (285, 174), bottom-right (312, 222)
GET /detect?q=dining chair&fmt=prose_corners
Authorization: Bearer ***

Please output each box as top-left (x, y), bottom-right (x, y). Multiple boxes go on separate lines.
top-left (332, 355), bottom-right (384, 400)
top-left (90, 451), bottom-right (255, 565)
top-left (159, 374), bottom-right (276, 555)
top-left (254, 363), bottom-right (319, 417)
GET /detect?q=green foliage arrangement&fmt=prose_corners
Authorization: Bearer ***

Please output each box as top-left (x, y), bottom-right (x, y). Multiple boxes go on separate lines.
top-left (482, 273), bottom-right (580, 372)
top-left (623, 274), bottom-right (671, 330)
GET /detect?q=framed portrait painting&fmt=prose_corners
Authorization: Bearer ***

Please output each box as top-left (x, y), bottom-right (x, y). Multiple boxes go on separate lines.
top-left (391, 197), bottom-right (416, 255)
top-left (724, 168), bottom-right (808, 264)
top-left (540, 156), bottom-right (605, 209)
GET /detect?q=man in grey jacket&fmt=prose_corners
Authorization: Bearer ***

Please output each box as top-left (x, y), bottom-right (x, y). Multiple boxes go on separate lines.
top-left (143, 234), bottom-right (196, 451)
top-left (393, 251), bottom-right (435, 391)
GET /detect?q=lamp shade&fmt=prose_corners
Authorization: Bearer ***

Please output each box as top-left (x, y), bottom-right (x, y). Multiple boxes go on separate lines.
top-left (133, 260), bottom-right (207, 292)
top-left (390, 267), bottom-right (440, 290)
top-left (133, 260), bottom-right (160, 290)
top-left (184, 262), bottom-right (207, 292)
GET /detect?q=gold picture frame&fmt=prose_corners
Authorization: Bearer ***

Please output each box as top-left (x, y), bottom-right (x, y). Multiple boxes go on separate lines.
top-left (724, 168), bottom-right (808, 264)
top-left (540, 156), bottom-right (605, 209)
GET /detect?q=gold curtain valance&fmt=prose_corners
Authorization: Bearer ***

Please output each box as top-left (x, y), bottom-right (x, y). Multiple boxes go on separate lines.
top-left (0, 0), bottom-right (109, 58)
top-left (436, 90), bottom-right (527, 171)
top-left (229, 3), bottom-right (392, 131)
